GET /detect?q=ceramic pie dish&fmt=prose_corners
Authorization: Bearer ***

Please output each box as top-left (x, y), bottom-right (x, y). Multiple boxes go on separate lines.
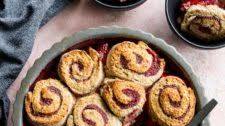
top-left (12, 26), bottom-right (209, 126)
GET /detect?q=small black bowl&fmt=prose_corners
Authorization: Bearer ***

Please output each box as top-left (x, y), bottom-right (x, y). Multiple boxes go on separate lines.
top-left (165, 0), bottom-right (225, 49)
top-left (94, 0), bottom-right (147, 10)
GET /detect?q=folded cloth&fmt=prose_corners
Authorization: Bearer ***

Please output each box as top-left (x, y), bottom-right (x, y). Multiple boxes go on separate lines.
top-left (0, 0), bottom-right (70, 125)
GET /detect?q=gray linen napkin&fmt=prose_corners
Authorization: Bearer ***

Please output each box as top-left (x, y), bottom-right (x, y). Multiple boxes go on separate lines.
top-left (0, 0), bottom-right (70, 125)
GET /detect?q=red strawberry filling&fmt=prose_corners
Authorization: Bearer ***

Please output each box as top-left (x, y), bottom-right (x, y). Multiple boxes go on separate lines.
top-left (96, 43), bottom-right (109, 64)
top-left (180, 0), bottom-right (217, 11)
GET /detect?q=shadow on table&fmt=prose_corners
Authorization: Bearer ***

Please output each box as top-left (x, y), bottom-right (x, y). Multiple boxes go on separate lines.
top-left (77, 0), bottom-right (126, 22)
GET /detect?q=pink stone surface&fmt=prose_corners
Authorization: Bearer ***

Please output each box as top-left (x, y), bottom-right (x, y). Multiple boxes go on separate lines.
top-left (6, 0), bottom-right (225, 125)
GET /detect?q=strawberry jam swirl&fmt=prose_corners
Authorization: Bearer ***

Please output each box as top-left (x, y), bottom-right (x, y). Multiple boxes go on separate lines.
top-left (69, 61), bottom-right (95, 83)
top-left (106, 41), bottom-right (165, 87)
top-left (25, 79), bottom-right (74, 125)
top-left (58, 48), bottom-right (104, 95)
top-left (158, 85), bottom-right (191, 119)
top-left (30, 86), bottom-right (63, 117)
top-left (112, 88), bottom-right (140, 109)
top-left (73, 94), bottom-right (121, 126)
top-left (101, 79), bottom-right (146, 125)
top-left (82, 104), bottom-right (108, 126)
top-left (120, 48), bottom-right (160, 77)
top-left (148, 76), bottom-right (196, 126)
top-left (187, 16), bottom-right (222, 34)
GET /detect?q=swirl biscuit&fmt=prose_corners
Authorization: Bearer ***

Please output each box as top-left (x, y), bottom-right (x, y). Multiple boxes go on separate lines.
top-left (58, 48), bottom-right (104, 95)
top-left (148, 76), bottom-right (196, 126)
top-left (25, 79), bottom-right (75, 126)
top-left (101, 78), bottom-right (146, 125)
top-left (181, 5), bottom-right (225, 41)
top-left (70, 94), bottom-right (122, 126)
top-left (106, 41), bottom-right (165, 88)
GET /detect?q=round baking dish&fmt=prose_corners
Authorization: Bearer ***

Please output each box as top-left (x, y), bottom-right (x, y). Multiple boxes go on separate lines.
top-left (12, 26), bottom-right (209, 126)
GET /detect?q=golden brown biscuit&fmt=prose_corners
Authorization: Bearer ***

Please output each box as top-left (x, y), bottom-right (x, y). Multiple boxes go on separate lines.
top-left (100, 78), bottom-right (146, 126)
top-left (105, 41), bottom-right (165, 88)
top-left (71, 93), bottom-right (122, 126)
top-left (148, 76), bottom-right (196, 126)
top-left (58, 48), bottom-right (104, 95)
top-left (25, 79), bottom-right (75, 126)
top-left (181, 5), bottom-right (225, 41)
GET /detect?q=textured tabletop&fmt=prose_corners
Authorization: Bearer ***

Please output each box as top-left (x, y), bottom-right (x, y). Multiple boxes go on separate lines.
top-left (7, 0), bottom-right (225, 125)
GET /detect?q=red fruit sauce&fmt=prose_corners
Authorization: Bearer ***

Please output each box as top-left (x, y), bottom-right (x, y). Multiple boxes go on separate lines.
top-left (96, 43), bottom-right (109, 64)
top-left (180, 0), bottom-right (225, 11)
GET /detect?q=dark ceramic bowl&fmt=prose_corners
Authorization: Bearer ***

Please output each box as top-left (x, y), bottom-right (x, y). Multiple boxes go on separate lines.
top-left (12, 26), bottom-right (209, 126)
top-left (94, 0), bottom-right (147, 10)
top-left (165, 0), bottom-right (225, 49)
